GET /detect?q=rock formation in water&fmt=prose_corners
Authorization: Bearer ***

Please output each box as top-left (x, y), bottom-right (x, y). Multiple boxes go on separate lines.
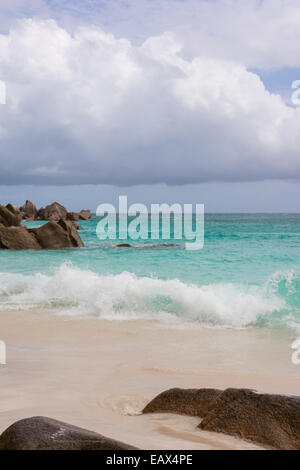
top-left (0, 205), bottom-right (21, 227)
top-left (29, 220), bottom-right (84, 249)
top-left (7, 201), bottom-right (92, 221)
top-left (6, 203), bottom-right (22, 218)
top-left (19, 200), bottom-right (38, 220)
top-left (67, 209), bottom-right (92, 221)
top-left (0, 224), bottom-right (41, 250)
top-left (0, 204), bottom-right (84, 250)
top-left (38, 201), bottom-right (68, 220)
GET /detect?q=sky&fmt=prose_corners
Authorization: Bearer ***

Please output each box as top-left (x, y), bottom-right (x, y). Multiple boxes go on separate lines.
top-left (0, 0), bottom-right (300, 211)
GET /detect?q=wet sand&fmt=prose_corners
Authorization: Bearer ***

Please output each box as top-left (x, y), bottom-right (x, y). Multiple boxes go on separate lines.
top-left (0, 309), bottom-right (300, 449)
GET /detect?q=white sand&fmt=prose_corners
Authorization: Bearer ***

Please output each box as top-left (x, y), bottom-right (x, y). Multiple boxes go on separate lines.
top-left (0, 309), bottom-right (300, 450)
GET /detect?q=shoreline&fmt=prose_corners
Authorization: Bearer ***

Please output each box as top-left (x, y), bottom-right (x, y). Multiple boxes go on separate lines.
top-left (0, 309), bottom-right (299, 449)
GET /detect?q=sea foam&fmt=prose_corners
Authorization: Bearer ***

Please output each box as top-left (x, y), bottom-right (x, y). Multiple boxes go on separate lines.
top-left (0, 263), bottom-right (291, 329)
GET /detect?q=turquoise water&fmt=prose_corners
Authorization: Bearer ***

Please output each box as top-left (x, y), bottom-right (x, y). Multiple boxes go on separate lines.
top-left (1, 214), bottom-right (300, 333)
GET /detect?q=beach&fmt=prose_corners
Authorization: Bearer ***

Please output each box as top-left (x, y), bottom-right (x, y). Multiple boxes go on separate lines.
top-left (1, 308), bottom-right (299, 450)
top-left (1, 213), bottom-right (300, 449)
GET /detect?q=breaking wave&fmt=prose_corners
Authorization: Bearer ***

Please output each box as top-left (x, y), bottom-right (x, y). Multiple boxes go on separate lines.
top-left (1, 263), bottom-right (299, 331)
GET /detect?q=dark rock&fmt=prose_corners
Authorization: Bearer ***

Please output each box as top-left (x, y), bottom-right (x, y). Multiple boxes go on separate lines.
top-left (0, 416), bottom-right (137, 450)
top-left (0, 206), bottom-right (84, 250)
top-left (72, 221), bottom-right (83, 230)
top-left (30, 220), bottom-right (84, 249)
top-left (199, 388), bottom-right (300, 450)
top-left (79, 209), bottom-right (91, 220)
top-left (20, 200), bottom-right (38, 220)
top-left (67, 211), bottom-right (92, 221)
top-left (143, 388), bottom-right (221, 417)
top-left (0, 224), bottom-right (40, 250)
top-left (67, 211), bottom-right (81, 221)
top-left (58, 219), bottom-right (84, 247)
top-left (38, 202), bottom-right (67, 221)
top-left (6, 203), bottom-right (21, 217)
top-left (0, 205), bottom-right (21, 227)
top-left (116, 243), bottom-right (132, 248)
top-left (144, 387), bottom-right (300, 449)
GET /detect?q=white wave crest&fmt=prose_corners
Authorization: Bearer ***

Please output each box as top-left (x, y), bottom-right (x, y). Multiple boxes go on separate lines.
top-left (0, 264), bottom-right (286, 329)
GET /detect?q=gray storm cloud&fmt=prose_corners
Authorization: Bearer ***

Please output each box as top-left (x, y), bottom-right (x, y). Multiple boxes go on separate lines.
top-left (0, 18), bottom-right (300, 185)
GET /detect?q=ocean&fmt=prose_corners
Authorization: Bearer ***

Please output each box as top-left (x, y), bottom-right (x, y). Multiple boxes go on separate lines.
top-left (1, 214), bottom-right (300, 337)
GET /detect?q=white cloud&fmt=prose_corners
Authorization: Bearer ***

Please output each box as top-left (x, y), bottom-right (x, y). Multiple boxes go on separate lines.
top-left (0, 18), bottom-right (300, 185)
top-left (1, 1), bottom-right (300, 70)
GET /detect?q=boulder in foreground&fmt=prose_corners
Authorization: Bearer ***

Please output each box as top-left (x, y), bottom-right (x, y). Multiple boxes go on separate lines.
top-left (143, 387), bottom-right (221, 417)
top-left (144, 387), bottom-right (300, 450)
top-left (199, 388), bottom-right (300, 450)
top-left (0, 416), bottom-right (137, 450)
